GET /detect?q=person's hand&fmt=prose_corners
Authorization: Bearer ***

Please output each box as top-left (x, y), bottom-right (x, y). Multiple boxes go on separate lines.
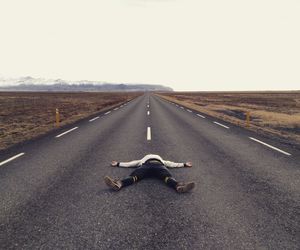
top-left (111, 161), bottom-right (118, 167)
top-left (185, 162), bottom-right (192, 167)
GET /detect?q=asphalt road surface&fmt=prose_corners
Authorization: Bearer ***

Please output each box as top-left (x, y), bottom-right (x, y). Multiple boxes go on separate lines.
top-left (0, 93), bottom-right (299, 249)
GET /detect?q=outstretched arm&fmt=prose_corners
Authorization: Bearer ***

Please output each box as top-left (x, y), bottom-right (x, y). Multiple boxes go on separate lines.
top-left (111, 160), bottom-right (140, 168)
top-left (163, 160), bottom-right (193, 168)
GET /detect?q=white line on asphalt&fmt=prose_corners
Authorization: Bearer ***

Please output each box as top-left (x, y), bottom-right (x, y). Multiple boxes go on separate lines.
top-left (249, 137), bottom-right (291, 156)
top-left (0, 153), bottom-right (25, 167)
top-left (104, 111), bottom-right (111, 115)
top-left (120, 105), bottom-right (123, 107)
top-left (176, 104), bottom-right (179, 107)
top-left (113, 108), bottom-right (119, 111)
top-left (147, 127), bottom-right (151, 141)
top-left (89, 116), bottom-right (99, 122)
top-left (55, 127), bottom-right (79, 138)
top-left (197, 114), bottom-right (206, 118)
top-left (180, 107), bottom-right (184, 109)
top-left (213, 121), bottom-right (230, 129)
top-left (147, 105), bottom-right (150, 108)
top-left (187, 109), bottom-right (192, 113)
top-left (147, 111), bottom-right (150, 115)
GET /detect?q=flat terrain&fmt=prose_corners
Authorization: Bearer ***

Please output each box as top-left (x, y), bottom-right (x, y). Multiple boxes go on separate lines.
top-left (157, 92), bottom-right (300, 147)
top-left (0, 92), bottom-right (141, 151)
top-left (0, 93), bottom-right (299, 249)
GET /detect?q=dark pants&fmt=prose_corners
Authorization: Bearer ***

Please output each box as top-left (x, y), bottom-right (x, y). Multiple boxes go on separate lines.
top-left (121, 163), bottom-right (178, 189)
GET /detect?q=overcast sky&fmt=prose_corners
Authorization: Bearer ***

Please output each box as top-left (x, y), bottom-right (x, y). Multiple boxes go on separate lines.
top-left (0, 0), bottom-right (299, 91)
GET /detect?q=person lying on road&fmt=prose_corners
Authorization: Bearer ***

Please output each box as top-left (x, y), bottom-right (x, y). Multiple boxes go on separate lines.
top-left (104, 154), bottom-right (195, 193)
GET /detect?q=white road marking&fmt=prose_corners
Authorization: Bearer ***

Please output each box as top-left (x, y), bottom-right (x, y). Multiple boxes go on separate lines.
top-left (213, 121), bottom-right (230, 129)
top-left (180, 107), bottom-right (184, 109)
top-left (113, 108), bottom-right (119, 111)
top-left (147, 105), bottom-right (150, 108)
top-left (120, 105), bottom-right (124, 107)
top-left (104, 111), bottom-right (111, 115)
top-left (147, 127), bottom-right (151, 141)
top-left (56, 127), bottom-right (79, 138)
top-left (187, 109), bottom-right (192, 113)
top-left (89, 116), bottom-right (99, 122)
top-left (249, 137), bottom-right (291, 156)
top-left (197, 114), bottom-right (206, 118)
top-left (0, 153), bottom-right (25, 167)
top-left (176, 104), bottom-right (179, 107)
top-left (147, 111), bottom-right (150, 115)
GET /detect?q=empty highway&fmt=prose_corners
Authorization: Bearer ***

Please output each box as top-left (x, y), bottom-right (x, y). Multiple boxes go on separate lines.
top-left (0, 94), bottom-right (299, 249)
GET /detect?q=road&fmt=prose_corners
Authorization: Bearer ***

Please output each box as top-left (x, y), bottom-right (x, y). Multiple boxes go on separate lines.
top-left (0, 93), bottom-right (299, 249)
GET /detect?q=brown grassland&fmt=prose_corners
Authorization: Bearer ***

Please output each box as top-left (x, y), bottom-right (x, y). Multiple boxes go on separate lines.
top-left (157, 92), bottom-right (300, 147)
top-left (0, 92), bottom-right (141, 151)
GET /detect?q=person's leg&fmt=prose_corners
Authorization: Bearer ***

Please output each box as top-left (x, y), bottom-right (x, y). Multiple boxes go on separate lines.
top-left (123, 166), bottom-right (149, 186)
top-left (152, 165), bottom-right (178, 190)
top-left (153, 165), bottom-right (195, 193)
top-left (105, 166), bottom-right (150, 191)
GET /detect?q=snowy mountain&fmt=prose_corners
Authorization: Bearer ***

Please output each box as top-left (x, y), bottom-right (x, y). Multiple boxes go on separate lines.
top-left (0, 77), bottom-right (173, 92)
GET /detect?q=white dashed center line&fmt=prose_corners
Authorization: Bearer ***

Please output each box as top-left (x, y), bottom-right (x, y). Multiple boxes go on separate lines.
top-left (113, 108), bottom-right (119, 111)
top-left (180, 107), bottom-right (184, 109)
top-left (147, 105), bottom-right (150, 108)
top-left (249, 137), bottom-right (291, 156)
top-left (176, 104), bottom-right (179, 107)
top-left (0, 153), bottom-right (25, 167)
top-left (104, 111), bottom-right (111, 115)
top-left (89, 116), bottom-right (99, 122)
top-left (55, 127), bottom-right (79, 138)
top-left (187, 109), bottom-right (192, 113)
top-left (147, 127), bottom-right (151, 141)
top-left (213, 121), bottom-right (230, 129)
top-left (197, 114), bottom-right (206, 118)
top-left (147, 111), bottom-right (150, 115)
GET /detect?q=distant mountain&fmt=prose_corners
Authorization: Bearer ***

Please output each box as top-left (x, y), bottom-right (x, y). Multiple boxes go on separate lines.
top-left (0, 77), bottom-right (173, 92)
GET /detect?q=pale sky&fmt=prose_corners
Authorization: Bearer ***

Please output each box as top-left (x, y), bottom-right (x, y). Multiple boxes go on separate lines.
top-left (0, 0), bottom-right (299, 91)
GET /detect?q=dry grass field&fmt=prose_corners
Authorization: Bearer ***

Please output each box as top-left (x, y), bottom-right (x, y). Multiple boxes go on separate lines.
top-left (157, 92), bottom-right (300, 147)
top-left (0, 92), bottom-right (141, 151)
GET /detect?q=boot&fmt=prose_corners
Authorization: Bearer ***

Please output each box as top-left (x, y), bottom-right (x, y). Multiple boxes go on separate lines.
top-left (104, 176), bottom-right (122, 191)
top-left (176, 182), bottom-right (195, 193)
